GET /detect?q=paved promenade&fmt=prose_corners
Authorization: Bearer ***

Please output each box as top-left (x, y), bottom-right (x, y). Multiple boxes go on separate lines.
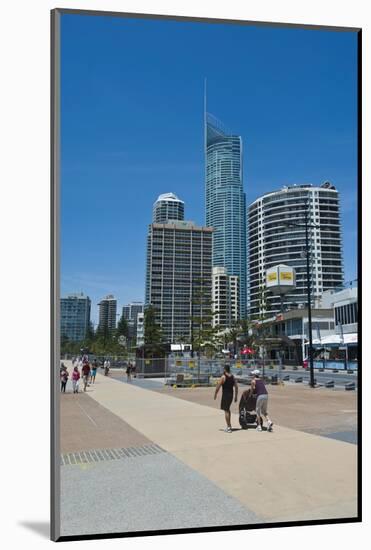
top-left (59, 363), bottom-right (357, 536)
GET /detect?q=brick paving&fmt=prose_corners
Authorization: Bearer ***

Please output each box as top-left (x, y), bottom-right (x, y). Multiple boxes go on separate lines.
top-left (60, 391), bottom-right (153, 453)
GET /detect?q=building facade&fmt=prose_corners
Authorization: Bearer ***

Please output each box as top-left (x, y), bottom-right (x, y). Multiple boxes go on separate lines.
top-left (253, 308), bottom-right (336, 365)
top-left (61, 293), bottom-right (91, 342)
top-left (248, 182), bottom-right (344, 318)
top-left (122, 302), bottom-right (144, 343)
top-left (145, 220), bottom-right (213, 344)
top-left (136, 312), bottom-right (145, 347)
top-left (98, 294), bottom-right (117, 334)
top-left (122, 302), bottom-right (144, 322)
top-left (205, 112), bottom-right (247, 318)
top-left (321, 281), bottom-right (358, 336)
top-left (212, 267), bottom-right (239, 328)
top-left (152, 192), bottom-right (184, 223)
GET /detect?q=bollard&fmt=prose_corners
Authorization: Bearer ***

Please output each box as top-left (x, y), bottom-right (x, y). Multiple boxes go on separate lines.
top-left (345, 382), bottom-right (355, 391)
top-left (325, 380), bottom-right (335, 388)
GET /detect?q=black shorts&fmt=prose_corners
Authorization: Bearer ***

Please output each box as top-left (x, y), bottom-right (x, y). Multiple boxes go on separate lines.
top-left (221, 391), bottom-right (233, 411)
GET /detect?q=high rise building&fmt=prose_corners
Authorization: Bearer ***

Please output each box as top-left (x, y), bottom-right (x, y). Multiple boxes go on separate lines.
top-left (212, 267), bottom-right (239, 328)
top-left (152, 192), bottom-right (184, 223)
top-left (205, 112), bottom-right (247, 318)
top-left (145, 218), bottom-right (213, 344)
top-left (248, 183), bottom-right (344, 318)
top-left (98, 294), bottom-right (117, 333)
top-left (60, 293), bottom-right (91, 342)
top-left (122, 302), bottom-right (144, 322)
top-left (122, 302), bottom-right (144, 342)
top-left (136, 312), bottom-right (145, 347)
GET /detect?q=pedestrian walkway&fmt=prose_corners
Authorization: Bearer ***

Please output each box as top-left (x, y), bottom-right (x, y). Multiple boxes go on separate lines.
top-left (82, 370), bottom-right (357, 524)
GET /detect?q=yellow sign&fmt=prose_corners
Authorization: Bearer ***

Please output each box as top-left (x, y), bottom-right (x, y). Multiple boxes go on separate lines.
top-left (267, 272), bottom-right (277, 282)
top-left (145, 360), bottom-right (150, 365)
top-left (176, 360), bottom-right (182, 366)
top-left (189, 361), bottom-right (195, 368)
top-left (280, 271), bottom-right (293, 281)
top-left (236, 362), bottom-right (242, 368)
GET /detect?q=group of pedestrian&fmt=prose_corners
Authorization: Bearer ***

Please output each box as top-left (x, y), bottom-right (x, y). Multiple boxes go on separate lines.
top-left (60, 356), bottom-right (101, 394)
top-left (214, 366), bottom-right (273, 433)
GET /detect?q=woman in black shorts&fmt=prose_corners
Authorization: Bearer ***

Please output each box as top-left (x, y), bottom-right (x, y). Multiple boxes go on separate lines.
top-left (214, 365), bottom-right (238, 433)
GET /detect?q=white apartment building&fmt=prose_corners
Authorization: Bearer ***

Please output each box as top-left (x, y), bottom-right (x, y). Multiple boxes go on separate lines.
top-left (212, 266), bottom-right (239, 328)
top-left (248, 182), bottom-right (344, 318)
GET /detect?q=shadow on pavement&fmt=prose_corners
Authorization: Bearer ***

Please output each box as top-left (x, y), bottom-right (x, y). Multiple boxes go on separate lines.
top-left (18, 521), bottom-right (50, 539)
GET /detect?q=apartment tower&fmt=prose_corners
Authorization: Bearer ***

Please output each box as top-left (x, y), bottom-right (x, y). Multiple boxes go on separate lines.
top-left (248, 182), bottom-right (344, 318)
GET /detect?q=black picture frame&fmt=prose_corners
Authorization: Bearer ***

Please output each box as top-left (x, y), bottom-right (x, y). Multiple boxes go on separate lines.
top-left (51, 8), bottom-right (362, 542)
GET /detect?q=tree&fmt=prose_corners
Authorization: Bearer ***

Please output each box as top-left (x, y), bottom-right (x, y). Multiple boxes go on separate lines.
top-left (143, 305), bottom-right (163, 356)
top-left (189, 278), bottom-right (220, 358)
top-left (238, 318), bottom-right (257, 349)
top-left (85, 322), bottom-right (95, 342)
top-left (223, 321), bottom-right (241, 357)
top-left (116, 315), bottom-right (129, 338)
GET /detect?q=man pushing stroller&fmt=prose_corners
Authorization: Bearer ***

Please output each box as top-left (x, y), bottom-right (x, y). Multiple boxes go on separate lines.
top-left (238, 369), bottom-right (274, 432)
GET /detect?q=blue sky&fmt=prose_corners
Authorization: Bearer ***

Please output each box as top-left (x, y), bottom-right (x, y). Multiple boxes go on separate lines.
top-left (60, 14), bottom-right (358, 325)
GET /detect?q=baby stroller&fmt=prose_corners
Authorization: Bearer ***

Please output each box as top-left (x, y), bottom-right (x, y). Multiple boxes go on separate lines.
top-left (239, 389), bottom-right (258, 429)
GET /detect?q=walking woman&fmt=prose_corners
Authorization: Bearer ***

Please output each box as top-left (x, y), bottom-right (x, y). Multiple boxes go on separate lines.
top-left (72, 366), bottom-right (80, 394)
top-left (60, 367), bottom-right (69, 393)
top-left (214, 365), bottom-right (238, 433)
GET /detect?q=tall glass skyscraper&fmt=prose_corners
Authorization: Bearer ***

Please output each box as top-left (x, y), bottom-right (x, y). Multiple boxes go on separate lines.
top-left (205, 112), bottom-right (247, 318)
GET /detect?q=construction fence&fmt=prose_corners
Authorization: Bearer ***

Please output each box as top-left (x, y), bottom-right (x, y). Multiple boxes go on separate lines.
top-left (60, 353), bottom-right (287, 386)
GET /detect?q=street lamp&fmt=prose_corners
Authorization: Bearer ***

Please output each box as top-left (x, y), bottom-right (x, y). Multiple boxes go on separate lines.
top-left (285, 200), bottom-right (318, 388)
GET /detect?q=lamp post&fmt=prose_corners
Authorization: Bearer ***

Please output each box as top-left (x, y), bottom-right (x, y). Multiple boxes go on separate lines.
top-left (285, 201), bottom-right (317, 388)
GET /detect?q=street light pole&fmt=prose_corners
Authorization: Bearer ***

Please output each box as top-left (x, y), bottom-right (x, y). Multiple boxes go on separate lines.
top-left (285, 200), bottom-right (316, 388)
top-left (304, 206), bottom-right (315, 388)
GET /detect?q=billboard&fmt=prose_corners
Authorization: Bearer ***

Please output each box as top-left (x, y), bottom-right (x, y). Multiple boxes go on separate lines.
top-left (266, 265), bottom-right (296, 294)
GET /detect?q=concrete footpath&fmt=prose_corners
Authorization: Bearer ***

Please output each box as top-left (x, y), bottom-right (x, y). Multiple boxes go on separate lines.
top-left (78, 369), bottom-right (357, 524)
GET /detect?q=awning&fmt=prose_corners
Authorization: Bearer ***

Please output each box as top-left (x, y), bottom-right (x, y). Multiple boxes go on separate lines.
top-left (312, 333), bottom-right (357, 346)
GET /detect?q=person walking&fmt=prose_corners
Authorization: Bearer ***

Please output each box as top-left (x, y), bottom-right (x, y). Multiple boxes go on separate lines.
top-left (60, 367), bottom-right (69, 393)
top-left (214, 365), bottom-right (238, 433)
top-left (91, 360), bottom-right (98, 384)
top-left (82, 361), bottom-right (91, 391)
top-left (250, 369), bottom-right (273, 432)
top-left (126, 363), bottom-right (132, 383)
top-left (72, 366), bottom-right (80, 394)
